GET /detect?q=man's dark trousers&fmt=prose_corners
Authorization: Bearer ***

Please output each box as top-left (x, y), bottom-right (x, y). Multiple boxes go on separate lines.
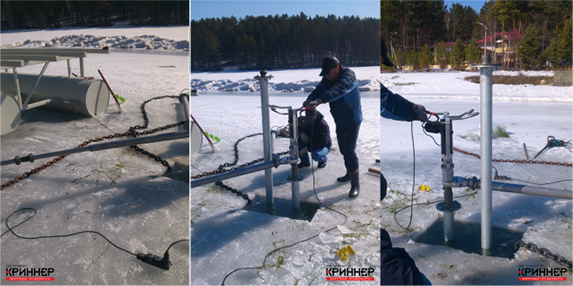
top-left (336, 123), bottom-right (360, 172)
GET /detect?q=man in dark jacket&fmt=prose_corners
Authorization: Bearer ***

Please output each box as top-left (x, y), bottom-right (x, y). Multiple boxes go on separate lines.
top-left (297, 109), bottom-right (331, 169)
top-left (303, 55), bottom-right (363, 198)
top-left (380, 37), bottom-right (428, 201)
top-left (380, 228), bottom-right (431, 285)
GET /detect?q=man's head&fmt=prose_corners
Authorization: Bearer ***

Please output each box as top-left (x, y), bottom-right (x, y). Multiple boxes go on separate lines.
top-left (381, 37), bottom-right (394, 67)
top-left (306, 108), bottom-right (318, 122)
top-left (319, 55), bottom-right (340, 81)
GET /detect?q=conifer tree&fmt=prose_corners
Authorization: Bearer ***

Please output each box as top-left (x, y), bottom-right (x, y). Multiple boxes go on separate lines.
top-left (518, 25), bottom-right (540, 69)
top-left (466, 39), bottom-right (481, 67)
top-left (436, 42), bottom-right (449, 70)
top-left (451, 39), bottom-right (465, 70)
top-left (406, 49), bottom-right (419, 71)
top-left (418, 44), bottom-right (431, 71)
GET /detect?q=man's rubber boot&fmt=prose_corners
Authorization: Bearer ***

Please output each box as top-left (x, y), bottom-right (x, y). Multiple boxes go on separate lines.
top-left (380, 172), bottom-right (387, 201)
top-left (348, 171), bottom-right (360, 198)
top-left (337, 172), bottom-right (350, 182)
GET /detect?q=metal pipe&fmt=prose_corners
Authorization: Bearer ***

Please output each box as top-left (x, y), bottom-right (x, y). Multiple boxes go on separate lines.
top-left (472, 55), bottom-right (500, 252)
top-left (67, 59), bottom-right (71, 77)
top-left (255, 70), bottom-right (274, 214)
top-left (22, 62), bottom-right (49, 108)
top-left (1, 131), bottom-right (188, 166)
top-left (179, 93), bottom-right (189, 130)
top-left (1, 48), bottom-right (110, 54)
top-left (191, 159), bottom-right (277, 188)
top-left (24, 97), bottom-right (59, 110)
top-left (480, 56), bottom-right (493, 251)
top-left (80, 57), bottom-right (85, 77)
top-left (289, 107), bottom-right (302, 218)
top-left (12, 68), bottom-right (22, 108)
top-left (488, 181), bottom-right (572, 200)
top-left (439, 114), bottom-right (456, 243)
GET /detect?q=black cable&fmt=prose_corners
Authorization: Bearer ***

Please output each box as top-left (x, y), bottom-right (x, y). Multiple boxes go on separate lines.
top-left (2, 208), bottom-right (136, 257)
top-left (165, 239), bottom-right (190, 253)
top-left (493, 166), bottom-right (573, 186)
top-left (394, 122), bottom-right (416, 230)
top-left (510, 178), bottom-right (573, 185)
top-left (422, 122), bottom-right (440, 146)
top-left (2, 208), bottom-right (189, 265)
top-left (221, 107), bottom-right (348, 285)
top-left (308, 109), bottom-right (348, 228)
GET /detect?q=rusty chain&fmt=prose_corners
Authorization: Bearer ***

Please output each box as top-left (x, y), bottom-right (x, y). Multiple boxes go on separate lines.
top-left (215, 181), bottom-right (252, 204)
top-left (191, 133), bottom-right (289, 180)
top-left (191, 132), bottom-right (290, 203)
top-left (453, 147), bottom-right (572, 167)
top-left (516, 240), bottom-right (572, 270)
top-left (1, 96), bottom-right (187, 190)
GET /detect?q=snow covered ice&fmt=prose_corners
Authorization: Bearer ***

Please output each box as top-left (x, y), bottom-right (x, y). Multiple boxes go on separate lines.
top-left (1, 27), bottom-right (189, 284)
top-left (191, 67), bottom-right (381, 285)
top-left (191, 66), bottom-right (382, 93)
top-left (382, 71), bottom-right (572, 285)
top-left (191, 67), bottom-right (572, 285)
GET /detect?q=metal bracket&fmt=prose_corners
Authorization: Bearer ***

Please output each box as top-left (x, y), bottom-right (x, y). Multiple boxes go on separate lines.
top-left (443, 176), bottom-right (479, 189)
top-left (436, 201), bottom-right (461, 213)
top-left (287, 175), bottom-right (304, 181)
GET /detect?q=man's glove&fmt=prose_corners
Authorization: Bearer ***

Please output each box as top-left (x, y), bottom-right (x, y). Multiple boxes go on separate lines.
top-left (411, 103), bottom-right (428, 122)
top-left (303, 99), bottom-right (321, 107)
top-left (299, 147), bottom-right (308, 157)
top-left (300, 132), bottom-right (309, 144)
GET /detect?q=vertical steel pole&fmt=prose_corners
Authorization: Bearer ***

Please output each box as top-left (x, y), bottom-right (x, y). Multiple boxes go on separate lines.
top-left (443, 116), bottom-right (454, 243)
top-left (437, 114), bottom-right (459, 244)
top-left (472, 55), bottom-right (500, 254)
top-left (289, 107), bottom-right (302, 219)
top-left (255, 71), bottom-right (274, 215)
top-left (79, 57), bottom-right (85, 77)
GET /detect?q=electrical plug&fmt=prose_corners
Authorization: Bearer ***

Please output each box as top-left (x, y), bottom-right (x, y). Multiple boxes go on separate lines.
top-left (136, 251), bottom-right (171, 270)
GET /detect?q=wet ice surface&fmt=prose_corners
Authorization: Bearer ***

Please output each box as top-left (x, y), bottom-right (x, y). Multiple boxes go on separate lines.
top-left (380, 71), bottom-right (572, 285)
top-left (191, 91), bottom-right (381, 285)
top-left (191, 69), bottom-right (571, 285)
top-left (1, 27), bottom-right (189, 284)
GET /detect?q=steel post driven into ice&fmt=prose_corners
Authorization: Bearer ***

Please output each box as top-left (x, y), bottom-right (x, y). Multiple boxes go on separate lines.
top-left (289, 107), bottom-right (302, 219)
top-left (437, 113), bottom-right (460, 245)
top-left (472, 55), bottom-right (500, 254)
top-left (255, 70), bottom-right (274, 214)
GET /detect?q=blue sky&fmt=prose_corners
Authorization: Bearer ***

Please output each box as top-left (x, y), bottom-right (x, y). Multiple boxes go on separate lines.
top-left (443, 0), bottom-right (486, 12)
top-left (191, 1), bottom-right (380, 21)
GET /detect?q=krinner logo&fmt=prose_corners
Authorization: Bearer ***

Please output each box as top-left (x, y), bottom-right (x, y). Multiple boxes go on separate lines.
top-left (5, 266), bottom-right (55, 281)
top-left (325, 267), bottom-right (375, 281)
top-left (518, 267), bottom-right (568, 281)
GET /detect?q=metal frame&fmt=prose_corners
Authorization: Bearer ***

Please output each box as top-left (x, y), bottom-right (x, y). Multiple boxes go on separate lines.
top-left (0, 48), bottom-right (110, 112)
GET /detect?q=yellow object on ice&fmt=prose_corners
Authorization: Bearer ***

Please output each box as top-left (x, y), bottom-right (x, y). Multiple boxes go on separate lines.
top-left (336, 245), bottom-right (355, 261)
top-left (418, 185), bottom-right (431, 192)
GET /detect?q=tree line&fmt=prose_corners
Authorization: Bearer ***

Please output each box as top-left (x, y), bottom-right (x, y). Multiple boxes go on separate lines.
top-left (381, 0), bottom-right (572, 69)
top-left (191, 13), bottom-right (380, 71)
top-left (1, 1), bottom-right (189, 30)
